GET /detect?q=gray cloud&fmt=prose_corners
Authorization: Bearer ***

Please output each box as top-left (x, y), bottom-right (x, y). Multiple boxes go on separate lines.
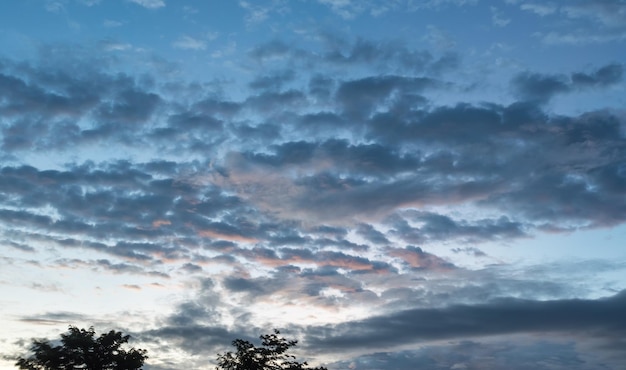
top-left (512, 72), bottom-right (570, 103)
top-left (0, 60), bottom-right (163, 151)
top-left (356, 223), bottom-right (389, 245)
top-left (248, 36), bottom-right (460, 75)
top-left (249, 70), bottom-right (296, 91)
top-left (512, 64), bottom-right (623, 102)
top-left (571, 63), bottom-right (624, 87)
top-left (336, 75), bottom-right (438, 118)
top-left (305, 290), bottom-right (626, 351)
top-left (19, 311), bottom-right (87, 326)
top-left (327, 339), bottom-right (616, 370)
top-left (388, 211), bottom-right (527, 244)
top-left (95, 88), bottom-right (161, 124)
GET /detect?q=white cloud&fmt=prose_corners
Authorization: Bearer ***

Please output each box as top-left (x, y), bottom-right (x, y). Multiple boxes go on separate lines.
top-left (101, 41), bottom-right (132, 51)
top-left (317, 0), bottom-right (361, 19)
top-left (520, 3), bottom-right (557, 16)
top-left (423, 25), bottom-right (457, 50)
top-left (541, 30), bottom-right (626, 45)
top-left (211, 41), bottom-right (237, 58)
top-left (78, 0), bottom-right (102, 6)
top-left (523, 2), bottom-right (626, 45)
top-left (103, 19), bottom-right (123, 28)
top-left (316, 0), bottom-right (404, 19)
top-left (408, 0), bottom-right (478, 11)
top-left (239, 1), bottom-right (274, 24)
top-left (562, 2), bottom-right (626, 28)
top-left (128, 0), bottom-right (165, 9)
top-left (172, 35), bottom-right (207, 50)
top-left (491, 6), bottom-right (511, 27)
top-left (45, 1), bottom-right (65, 13)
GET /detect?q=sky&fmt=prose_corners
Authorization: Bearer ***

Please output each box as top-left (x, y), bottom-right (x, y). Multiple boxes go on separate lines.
top-left (0, 0), bottom-right (625, 369)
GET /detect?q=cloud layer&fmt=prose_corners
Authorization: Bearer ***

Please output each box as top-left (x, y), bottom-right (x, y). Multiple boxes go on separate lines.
top-left (1, 1), bottom-right (625, 369)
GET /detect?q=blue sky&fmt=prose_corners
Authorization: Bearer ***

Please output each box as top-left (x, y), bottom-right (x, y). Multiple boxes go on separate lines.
top-left (0, 1), bottom-right (625, 369)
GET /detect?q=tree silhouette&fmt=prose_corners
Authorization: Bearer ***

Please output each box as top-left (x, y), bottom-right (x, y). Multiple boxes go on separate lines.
top-left (216, 329), bottom-right (327, 370)
top-left (15, 326), bottom-right (147, 370)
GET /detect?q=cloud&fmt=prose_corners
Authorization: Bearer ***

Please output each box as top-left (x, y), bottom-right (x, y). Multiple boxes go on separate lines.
top-left (172, 36), bottom-right (207, 50)
top-left (19, 311), bottom-right (87, 326)
top-left (316, 0), bottom-right (368, 19)
top-left (249, 36), bottom-right (459, 74)
top-left (520, 1), bottom-right (626, 45)
top-left (491, 6), bottom-right (511, 27)
top-left (315, 0), bottom-right (477, 18)
top-left (122, 284), bottom-right (142, 290)
top-left (143, 325), bottom-right (234, 356)
top-left (6, 241), bottom-right (35, 252)
top-left (327, 339), bottom-right (618, 370)
top-left (128, 0), bottom-right (165, 9)
top-left (561, 1), bottom-right (626, 28)
top-left (571, 63), bottom-right (624, 87)
top-left (387, 245), bottom-right (456, 270)
top-left (511, 72), bottom-right (570, 103)
top-left (79, 0), bottom-right (102, 6)
top-left (451, 246), bottom-right (487, 257)
top-left (103, 19), bottom-right (124, 27)
top-left (336, 75), bottom-right (438, 117)
top-left (541, 30), bottom-right (626, 45)
top-left (99, 40), bottom-right (132, 51)
top-left (408, 0), bottom-right (478, 10)
top-left (519, 3), bottom-right (557, 16)
top-left (248, 40), bottom-right (291, 60)
top-left (388, 211), bottom-right (527, 244)
top-left (512, 64), bottom-right (623, 102)
top-left (180, 262), bottom-right (203, 273)
top-left (423, 25), bottom-right (457, 50)
top-left (0, 68), bottom-right (99, 119)
top-left (238, 1), bottom-right (289, 25)
top-left (249, 70), bottom-right (295, 90)
top-left (305, 291), bottom-right (626, 352)
top-left (355, 223), bottom-right (389, 245)
top-left (96, 88), bottom-right (161, 124)
top-left (44, 1), bottom-right (65, 13)
top-left (0, 59), bottom-right (167, 151)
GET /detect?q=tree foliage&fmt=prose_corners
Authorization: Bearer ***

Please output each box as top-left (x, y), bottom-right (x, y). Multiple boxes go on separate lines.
top-left (15, 326), bottom-right (147, 370)
top-left (216, 330), bottom-right (327, 370)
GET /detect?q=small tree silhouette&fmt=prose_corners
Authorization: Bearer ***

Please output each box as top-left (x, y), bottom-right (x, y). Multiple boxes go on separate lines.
top-left (15, 326), bottom-right (147, 370)
top-left (216, 329), bottom-right (327, 370)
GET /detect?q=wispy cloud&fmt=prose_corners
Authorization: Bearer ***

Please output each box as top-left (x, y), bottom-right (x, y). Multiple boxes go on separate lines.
top-left (172, 35), bottom-right (207, 50)
top-left (128, 0), bottom-right (165, 9)
top-left (518, 0), bottom-right (626, 45)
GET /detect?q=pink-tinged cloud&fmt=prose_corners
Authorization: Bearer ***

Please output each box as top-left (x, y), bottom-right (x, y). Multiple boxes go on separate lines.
top-left (152, 219), bottom-right (171, 228)
top-left (388, 246), bottom-right (456, 271)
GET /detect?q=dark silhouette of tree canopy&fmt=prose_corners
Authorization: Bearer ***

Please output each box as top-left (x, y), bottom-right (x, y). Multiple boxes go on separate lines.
top-left (216, 330), bottom-right (327, 370)
top-left (15, 326), bottom-right (147, 370)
